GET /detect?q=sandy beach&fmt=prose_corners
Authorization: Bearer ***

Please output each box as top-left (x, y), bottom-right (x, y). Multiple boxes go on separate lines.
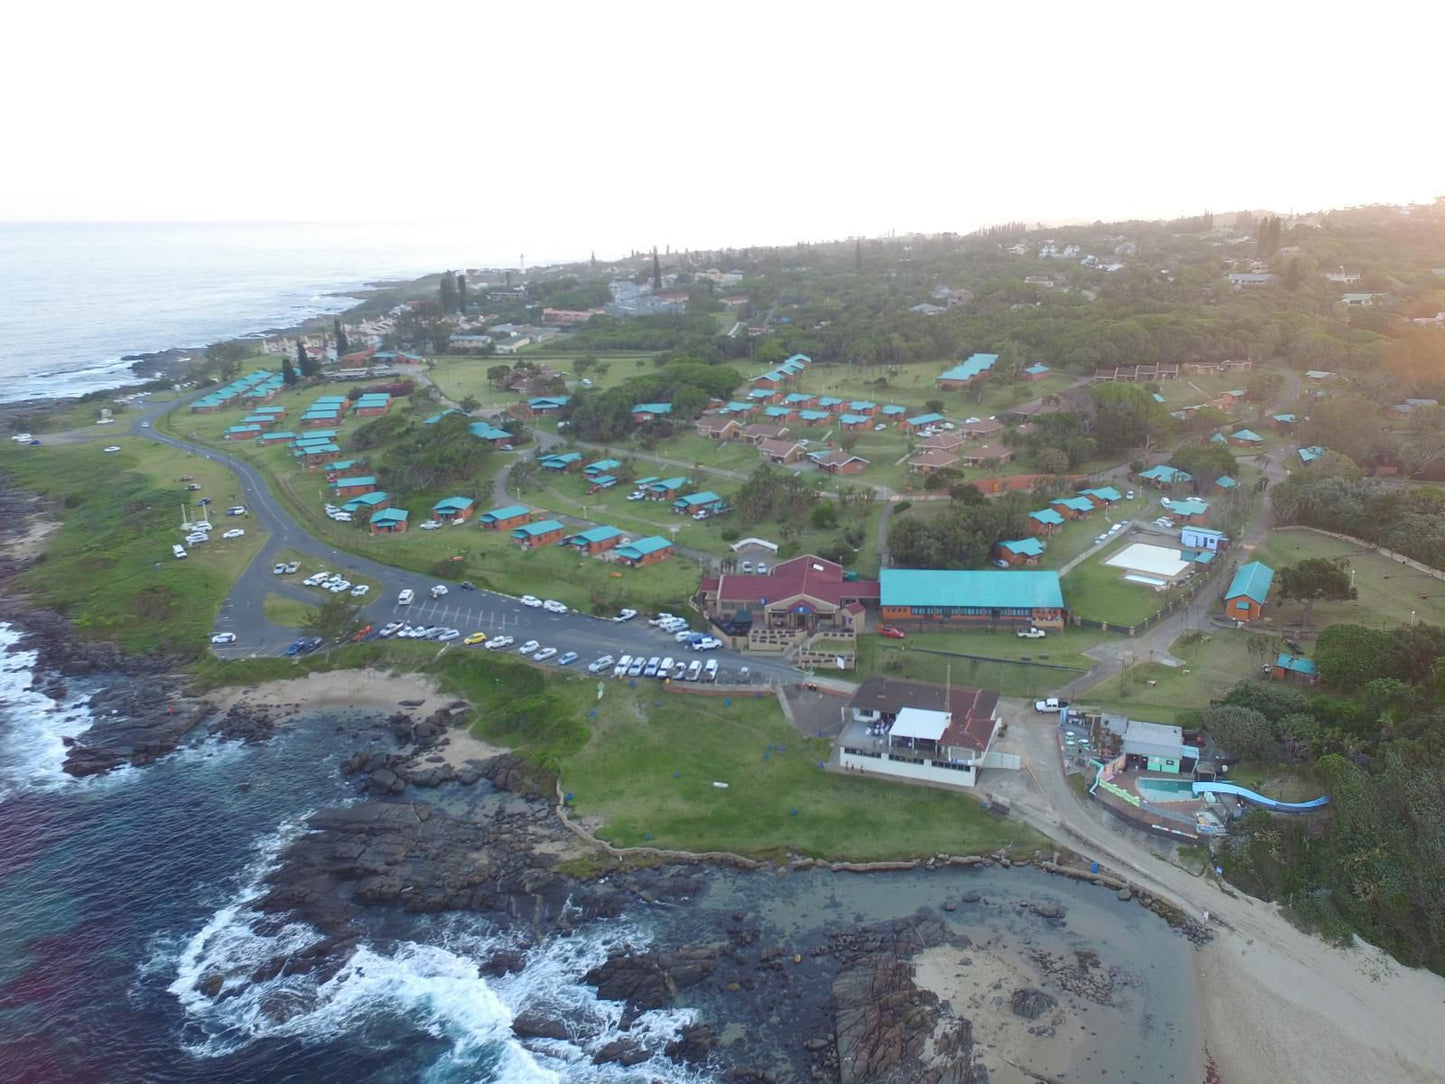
top-left (212, 669), bottom-right (506, 771)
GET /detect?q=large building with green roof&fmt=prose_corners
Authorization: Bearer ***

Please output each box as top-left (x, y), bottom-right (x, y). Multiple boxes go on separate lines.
top-left (880, 569), bottom-right (1066, 628)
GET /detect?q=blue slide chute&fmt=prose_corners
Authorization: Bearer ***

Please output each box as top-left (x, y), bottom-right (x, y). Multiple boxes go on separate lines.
top-left (1191, 781), bottom-right (1329, 812)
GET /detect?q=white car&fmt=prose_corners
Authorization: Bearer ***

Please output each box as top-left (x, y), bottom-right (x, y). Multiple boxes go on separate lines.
top-left (649, 613), bottom-right (676, 626)
top-left (226, 506), bottom-right (246, 517)
top-left (518, 640), bottom-right (540, 655)
top-left (685, 660), bottom-right (703, 681)
top-left (587, 655), bottom-right (616, 674)
top-left (674, 629), bottom-right (697, 642)
top-left (532, 646), bottom-right (557, 661)
top-left (305, 573), bottom-right (328, 586)
top-left (398, 589), bottom-right (414, 605)
top-left (484, 635), bottom-right (514, 650)
top-left (520, 595), bottom-right (543, 608)
top-left (1016, 627), bottom-right (1047, 639)
top-left (222, 529), bottom-right (245, 539)
top-left (273, 563), bottom-right (287, 575)
top-left (430, 584), bottom-right (448, 598)
top-left (209, 632), bottom-right (236, 645)
top-left (613, 654), bottom-right (633, 677)
top-left (185, 533), bottom-right (208, 545)
top-left (325, 505), bottom-right (340, 514)
top-left (437, 629), bottom-right (461, 642)
top-left (626, 492), bottom-right (645, 501)
top-left (612, 608), bottom-right (638, 622)
top-left (419, 520), bottom-right (443, 531)
top-left (285, 561), bottom-right (301, 574)
top-left (542, 599), bottom-right (568, 614)
top-left (350, 584), bottom-right (370, 597)
top-left (379, 622), bottom-right (404, 637)
top-left (332, 512), bottom-right (353, 522)
top-left (692, 637), bottom-right (723, 651)
top-left (104, 445), bottom-right (121, 453)
top-left (1125, 490), bottom-right (1135, 500)
top-left (141, 422), bottom-right (151, 428)
top-left (703, 659), bottom-right (719, 682)
top-left (874, 423), bottom-right (887, 431)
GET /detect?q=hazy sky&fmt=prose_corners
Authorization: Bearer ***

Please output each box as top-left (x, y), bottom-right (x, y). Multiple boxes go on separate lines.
top-left (6, 0), bottom-right (1439, 258)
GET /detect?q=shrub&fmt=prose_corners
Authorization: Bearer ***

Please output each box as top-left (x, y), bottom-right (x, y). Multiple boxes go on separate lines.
top-left (894, 500), bottom-right (912, 513)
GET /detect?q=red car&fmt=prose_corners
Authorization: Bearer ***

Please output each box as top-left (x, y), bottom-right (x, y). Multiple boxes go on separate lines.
top-left (878, 625), bottom-right (906, 639)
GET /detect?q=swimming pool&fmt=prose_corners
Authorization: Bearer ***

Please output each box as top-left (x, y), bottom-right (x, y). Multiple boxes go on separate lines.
top-left (1136, 776), bottom-right (1198, 802)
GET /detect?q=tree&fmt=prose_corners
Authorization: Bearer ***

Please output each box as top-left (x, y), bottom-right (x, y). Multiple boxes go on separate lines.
top-left (439, 270), bottom-right (458, 314)
top-left (334, 318), bottom-right (350, 357)
top-left (459, 395), bottom-right (481, 412)
top-left (925, 399), bottom-right (945, 414)
top-left (1201, 704), bottom-right (1276, 761)
top-left (456, 273), bottom-right (468, 314)
top-left (205, 339), bottom-right (249, 381)
top-left (297, 339), bottom-right (319, 379)
top-left (652, 247), bottom-right (662, 291)
top-left (487, 364), bottom-right (513, 388)
top-left (1315, 624), bottom-right (1394, 690)
top-left (281, 356), bottom-right (299, 387)
top-left (304, 596), bottom-right (363, 643)
top-left (1276, 558), bottom-right (1356, 626)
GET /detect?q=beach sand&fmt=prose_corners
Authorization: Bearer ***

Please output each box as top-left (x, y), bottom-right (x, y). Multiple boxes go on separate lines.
top-left (1196, 918), bottom-right (1445, 1084)
top-left (912, 942), bottom-right (1082, 1083)
top-left (213, 669), bottom-right (505, 771)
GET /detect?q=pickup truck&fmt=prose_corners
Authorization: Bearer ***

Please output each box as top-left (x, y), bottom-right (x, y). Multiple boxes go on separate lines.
top-left (1016, 627), bottom-right (1046, 639)
top-left (1033, 697), bottom-right (1066, 714)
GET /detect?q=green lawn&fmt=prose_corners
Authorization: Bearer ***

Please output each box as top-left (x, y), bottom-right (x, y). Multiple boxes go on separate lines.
top-left (263, 593), bottom-right (317, 628)
top-left (1249, 528), bottom-right (1445, 630)
top-left (1062, 539), bottom-right (1192, 627)
top-left (0, 439), bottom-right (268, 656)
top-left (561, 684), bottom-right (1043, 860)
top-left (1073, 630), bottom-right (1254, 723)
top-left (855, 627), bottom-right (1108, 698)
top-left (427, 351), bottom-right (655, 407)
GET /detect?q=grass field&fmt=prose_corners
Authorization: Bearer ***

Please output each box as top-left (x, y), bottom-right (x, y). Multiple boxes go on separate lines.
top-left (0, 439), bottom-right (267, 656)
top-left (1248, 528), bottom-right (1445, 630)
top-left (427, 352), bottom-right (656, 408)
top-left (560, 685), bottom-right (1044, 859)
top-left (855, 627), bottom-right (1108, 699)
top-left (1062, 539), bottom-right (1192, 627)
top-left (263, 593), bottom-right (317, 628)
top-left (1074, 630), bottom-right (1253, 723)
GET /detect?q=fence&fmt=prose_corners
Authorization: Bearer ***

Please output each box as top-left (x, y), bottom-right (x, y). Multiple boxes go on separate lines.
top-left (1281, 525), bottom-right (1445, 583)
top-left (1071, 554), bottom-right (1233, 637)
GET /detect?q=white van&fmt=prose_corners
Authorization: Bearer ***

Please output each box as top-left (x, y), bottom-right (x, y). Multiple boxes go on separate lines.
top-left (172, 544), bottom-right (188, 559)
top-left (658, 656), bottom-right (675, 678)
top-left (398, 589), bottom-right (415, 606)
top-left (613, 654), bottom-right (633, 677)
top-left (703, 659), bottom-right (719, 682)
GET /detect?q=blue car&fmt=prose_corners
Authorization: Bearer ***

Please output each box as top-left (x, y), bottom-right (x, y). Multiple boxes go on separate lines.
top-left (284, 639), bottom-right (307, 656)
top-left (556, 651), bottom-right (579, 666)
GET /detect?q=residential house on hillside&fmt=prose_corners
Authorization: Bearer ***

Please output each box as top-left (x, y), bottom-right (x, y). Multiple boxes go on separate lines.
top-left (511, 519), bottom-right (567, 548)
top-left (908, 448), bottom-right (960, 474)
top-left (742, 422), bottom-right (791, 444)
top-left (631, 402), bottom-right (672, 423)
top-left (430, 497), bottom-right (475, 523)
top-left (962, 444), bottom-right (1013, 468)
top-left (480, 504), bottom-right (532, 531)
top-left (368, 508), bottom-right (409, 535)
top-left (1272, 654), bottom-right (1319, 686)
top-left (614, 535), bottom-right (673, 566)
top-left (1224, 561), bottom-right (1274, 622)
top-left (1139, 464), bottom-right (1193, 487)
top-left (1028, 507), bottom-right (1065, 535)
top-left (539, 451), bottom-right (583, 472)
top-left (566, 525), bottom-right (624, 555)
top-left (759, 438), bottom-right (806, 464)
top-left (1049, 496), bottom-right (1094, 520)
top-left (994, 537), bottom-right (1045, 566)
top-left (809, 449), bottom-right (869, 475)
top-left (1227, 428), bottom-right (1264, 448)
top-left (469, 421), bottom-right (512, 443)
top-left (936, 353), bottom-right (1000, 389)
top-left (837, 676), bottom-right (1002, 790)
top-left (696, 416), bottom-right (742, 440)
top-left (958, 417), bottom-right (1004, 439)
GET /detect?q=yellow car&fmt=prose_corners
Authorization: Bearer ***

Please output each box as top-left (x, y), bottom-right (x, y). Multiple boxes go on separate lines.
top-left (463, 632), bottom-right (488, 645)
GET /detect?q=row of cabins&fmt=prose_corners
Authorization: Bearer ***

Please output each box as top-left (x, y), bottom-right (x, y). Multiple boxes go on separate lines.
top-left (476, 503), bottom-right (677, 566)
top-left (1024, 487), bottom-right (1122, 535)
top-left (935, 353), bottom-right (999, 389)
top-left (192, 370), bottom-right (285, 413)
top-left (223, 403), bottom-right (288, 440)
top-left (748, 353), bottom-right (812, 390)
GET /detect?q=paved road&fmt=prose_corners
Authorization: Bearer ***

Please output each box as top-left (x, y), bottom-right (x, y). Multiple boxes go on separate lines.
top-left (124, 398), bottom-right (812, 686)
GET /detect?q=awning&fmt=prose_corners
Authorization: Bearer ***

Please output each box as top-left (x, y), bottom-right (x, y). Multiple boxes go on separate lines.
top-left (890, 707), bottom-right (950, 742)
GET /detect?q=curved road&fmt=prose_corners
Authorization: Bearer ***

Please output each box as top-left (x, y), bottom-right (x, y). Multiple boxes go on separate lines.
top-left (127, 399), bottom-right (814, 687)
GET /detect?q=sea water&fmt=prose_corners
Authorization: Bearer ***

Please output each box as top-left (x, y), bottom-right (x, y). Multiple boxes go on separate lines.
top-left (0, 621), bottom-right (1198, 1081)
top-left (0, 222), bottom-right (535, 403)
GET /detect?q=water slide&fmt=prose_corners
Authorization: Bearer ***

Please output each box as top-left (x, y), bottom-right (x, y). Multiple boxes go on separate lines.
top-left (1191, 781), bottom-right (1329, 812)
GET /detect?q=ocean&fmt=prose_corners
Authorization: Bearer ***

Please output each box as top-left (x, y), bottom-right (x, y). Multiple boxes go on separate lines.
top-left (0, 623), bottom-right (1200, 1083)
top-left (0, 222), bottom-right (531, 404)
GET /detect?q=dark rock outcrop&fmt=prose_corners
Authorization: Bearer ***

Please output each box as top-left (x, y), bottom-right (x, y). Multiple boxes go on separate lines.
top-left (1010, 987), bottom-right (1058, 1020)
top-left (511, 1010), bottom-right (570, 1040)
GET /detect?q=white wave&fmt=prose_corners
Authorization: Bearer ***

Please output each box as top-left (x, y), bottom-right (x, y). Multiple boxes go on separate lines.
top-left (0, 622), bottom-right (108, 797)
top-left (160, 847), bottom-right (712, 1081)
